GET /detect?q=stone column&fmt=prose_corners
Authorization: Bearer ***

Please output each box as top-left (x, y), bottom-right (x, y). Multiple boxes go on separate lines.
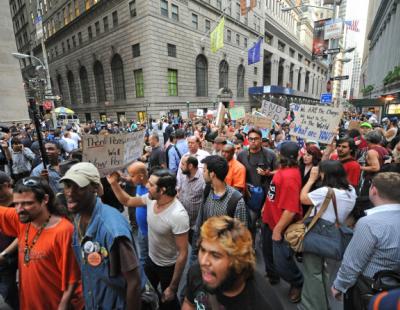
top-left (309, 74), bottom-right (316, 96)
top-left (270, 54), bottom-right (280, 86)
top-left (299, 68), bottom-right (306, 93)
top-left (293, 65), bottom-right (300, 90)
top-left (283, 60), bottom-right (290, 88)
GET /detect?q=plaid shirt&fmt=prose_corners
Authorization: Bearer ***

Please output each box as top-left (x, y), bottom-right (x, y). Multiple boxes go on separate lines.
top-left (178, 169), bottom-right (205, 227)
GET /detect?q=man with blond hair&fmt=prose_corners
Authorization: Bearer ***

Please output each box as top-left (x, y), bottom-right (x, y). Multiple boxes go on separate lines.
top-left (183, 216), bottom-right (283, 310)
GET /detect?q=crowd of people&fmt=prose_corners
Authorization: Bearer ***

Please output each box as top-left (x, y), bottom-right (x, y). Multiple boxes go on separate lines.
top-left (0, 108), bottom-right (399, 310)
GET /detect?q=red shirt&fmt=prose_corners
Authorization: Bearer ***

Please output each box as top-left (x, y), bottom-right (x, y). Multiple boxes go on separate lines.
top-left (262, 167), bottom-right (302, 229)
top-left (341, 158), bottom-right (361, 188)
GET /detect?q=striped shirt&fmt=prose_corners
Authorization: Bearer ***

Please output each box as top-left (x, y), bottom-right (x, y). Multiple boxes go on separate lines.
top-left (334, 204), bottom-right (400, 293)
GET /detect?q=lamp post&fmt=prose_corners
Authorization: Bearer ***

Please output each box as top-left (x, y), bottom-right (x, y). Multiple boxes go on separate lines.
top-left (186, 101), bottom-right (190, 120)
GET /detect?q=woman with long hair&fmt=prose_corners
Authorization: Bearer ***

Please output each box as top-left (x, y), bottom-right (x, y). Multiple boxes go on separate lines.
top-left (298, 160), bottom-right (357, 310)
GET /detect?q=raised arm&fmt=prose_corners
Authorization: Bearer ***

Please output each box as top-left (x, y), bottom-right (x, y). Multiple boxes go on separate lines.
top-left (106, 172), bottom-right (145, 207)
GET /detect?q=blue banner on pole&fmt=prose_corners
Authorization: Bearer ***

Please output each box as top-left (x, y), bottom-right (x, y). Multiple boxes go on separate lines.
top-left (248, 38), bottom-right (262, 65)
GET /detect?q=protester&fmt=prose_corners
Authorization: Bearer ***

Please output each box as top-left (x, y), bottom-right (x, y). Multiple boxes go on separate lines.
top-left (61, 163), bottom-right (141, 309)
top-left (177, 155), bottom-right (205, 244)
top-left (299, 160), bottom-right (357, 310)
top-left (222, 144), bottom-right (246, 193)
top-left (182, 216), bottom-right (284, 310)
top-left (146, 133), bottom-right (167, 171)
top-left (332, 172), bottom-right (400, 310)
top-left (262, 141), bottom-right (304, 302)
top-left (0, 177), bottom-right (83, 309)
top-left (108, 169), bottom-right (189, 310)
top-left (168, 129), bottom-right (188, 174)
top-left (212, 136), bottom-right (227, 155)
top-left (6, 138), bottom-right (35, 182)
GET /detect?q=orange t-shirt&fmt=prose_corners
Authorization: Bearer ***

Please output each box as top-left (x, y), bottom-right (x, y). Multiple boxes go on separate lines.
top-left (0, 207), bottom-right (83, 310)
top-left (225, 159), bottom-right (246, 191)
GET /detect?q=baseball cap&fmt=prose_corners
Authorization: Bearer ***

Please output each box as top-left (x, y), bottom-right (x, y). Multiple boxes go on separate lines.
top-left (60, 162), bottom-right (103, 195)
top-left (360, 122), bottom-right (372, 129)
top-left (279, 141), bottom-right (299, 160)
top-left (0, 172), bottom-right (11, 185)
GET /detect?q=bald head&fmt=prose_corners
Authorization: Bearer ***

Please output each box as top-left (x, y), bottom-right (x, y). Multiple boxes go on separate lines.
top-left (222, 144), bottom-right (235, 161)
top-left (127, 161), bottom-right (148, 185)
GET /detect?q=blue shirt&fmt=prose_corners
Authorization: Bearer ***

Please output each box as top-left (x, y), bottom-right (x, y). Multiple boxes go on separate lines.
top-left (31, 163), bottom-right (61, 193)
top-left (136, 185), bottom-right (148, 235)
top-left (168, 139), bottom-right (188, 173)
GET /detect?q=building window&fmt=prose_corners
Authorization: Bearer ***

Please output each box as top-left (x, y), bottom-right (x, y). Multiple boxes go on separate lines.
top-left (129, 0), bottom-right (137, 17)
top-left (111, 54), bottom-right (126, 100)
top-left (132, 43), bottom-right (140, 58)
top-left (237, 64), bottom-right (245, 97)
top-left (217, 0), bottom-right (222, 10)
top-left (254, 67), bottom-right (258, 75)
top-left (160, 0), bottom-right (168, 17)
top-left (78, 32), bottom-right (82, 44)
top-left (68, 3), bottom-right (73, 21)
top-left (253, 81), bottom-right (257, 87)
top-left (67, 71), bottom-right (77, 104)
top-left (196, 55), bottom-right (208, 96)
top-left (95, 21), bottom-right (100, 35)
top-left (265, 33), bottom-right (273, 45)
top-left (168, 69), bottom-right (178, 96)
top-left (61, 42), bottom-right (65, 53)
top-left (88, 26), bottom-right (92, 40)
top-left (93, 61), bottom-right (106, 102)
top-left (112, 11), bottom-right (118, 27)
top-left (74, 0), bottom-right (80, 16)
top-left (67, 39), bottom-right (71, 50)
top-left (85, 0), bottom-right (90, 10)
top-left (227, 29), bottom-right (231, 42)
top-left (167, 44), bottom-right (176, 57)
top-left (236, 2), bottom-right (240, 19)
top-left (278, 41), bottom-right (285, 52)
top-left (72, 35), bottom-right (76, 48)
top-left (103, 16), bottom-right (109, 32)
top-left (219, 60), bottom-right (229, 89)
top-left (192, 14), bottom-right (198, 29)
top-left (236, 34), bottom-right (240, 45)
top-left (289, 48), bottom-right (295, 58)
top-left (298, 54), bottom-right (303, 62)
top-left (57, 74), bottom-right (64, 97)
top-left (244, 37), bottom-right (248, 48)
top-left (205, 19), bottom-right (210, 33)
top-left (79, 66), bottom-right (91, 104)
top-left (171, 4), bottom-right (179, 21)
top-left (134, 69), bottom-right (144, 97)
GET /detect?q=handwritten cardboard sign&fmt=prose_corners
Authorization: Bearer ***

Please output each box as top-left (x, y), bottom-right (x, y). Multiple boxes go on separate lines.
top-left (260, 100), bottom-right (287, 123)
top-left (289, 105), bottom-right (343, 144)
top-left (82, 131), bottom-right (145, 176)
top-left (244, 114), bottom-right (272, 129)
top-left (215, 102), bottom-right (226, 126)
top-left (229, 107), bottom-right (246, 120)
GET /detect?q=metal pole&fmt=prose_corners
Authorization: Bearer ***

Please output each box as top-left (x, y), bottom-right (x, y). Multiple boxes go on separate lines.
top-left (29, 99), bottom-right (49, 168)
top-left (327, 1), bottom-right (338, 106)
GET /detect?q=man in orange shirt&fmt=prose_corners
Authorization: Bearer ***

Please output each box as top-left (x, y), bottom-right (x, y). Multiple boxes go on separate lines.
top-left (0, 177), bottom-right (83, 310)
top-left (222, 144), bottom-right (246, 193)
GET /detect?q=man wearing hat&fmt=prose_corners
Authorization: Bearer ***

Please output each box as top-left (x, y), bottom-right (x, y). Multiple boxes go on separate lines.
top-left (212, 136), bottom-right (227, 156)
top-left (61, 163), bottom-right (141, 309)
top-left (262, 141), bottom-right (303, 303)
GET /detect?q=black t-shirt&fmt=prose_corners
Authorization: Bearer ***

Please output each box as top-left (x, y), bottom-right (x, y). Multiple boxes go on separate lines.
top-left (237, 148), bottom-right (277, 187)
top-left (149, 146), bottom-right (166, 170)
top-left (185, 264), bottom-right (283, 310)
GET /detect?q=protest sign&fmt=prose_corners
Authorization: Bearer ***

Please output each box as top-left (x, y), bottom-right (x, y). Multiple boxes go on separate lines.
top-left (260, 100), bottom-right (287, 122)
top-left (82, 131), bottom-right (145, 176)
top-left (215, 102), bottom-right (226, 126)
top-left (289, 105), bottom-right (343, 144)
top-left (246, 115), bottom-right (272, 129)
top-left (196, 109), bottom-right (204, 117)
top-left (229, 107), bottom-right (246, 120)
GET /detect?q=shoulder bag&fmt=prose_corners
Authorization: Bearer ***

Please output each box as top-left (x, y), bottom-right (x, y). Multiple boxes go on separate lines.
top-left (284, 187), bottom-right (334, 253)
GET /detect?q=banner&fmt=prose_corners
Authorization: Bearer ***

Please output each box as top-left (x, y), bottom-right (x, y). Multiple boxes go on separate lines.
top-left (344, 20), bottom-right (360, 32)
top-left (240, 0), bottom-right (256, 15)
top-left (289, 105), bottom-right (343, 144)
top-left (324, 20), bottom-right (343, 40)
top-left (248, 38), bottom-right (262, 65)
top-left (229, 107), bottom-right (246, 120)
top-left (313, 19), bottom-right (329, 57)
top-left (210, 17), bottom-right (225, 53)
top-left (260, 100), bottom-right (287, 123)
top-left (244, 114), bottom-right (272, 129)
top-left (82, 131), bottom-right (145, 176)
top-left (215, 102), bottom-right (226, 126)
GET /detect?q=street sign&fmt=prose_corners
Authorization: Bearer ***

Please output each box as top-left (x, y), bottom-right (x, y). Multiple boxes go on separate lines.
top-left (323, 48), bottom-right (341, 55)
top-left (320, 93), bottom-right (333, 104)
top-left (329, 75), bottom-right (350, 81)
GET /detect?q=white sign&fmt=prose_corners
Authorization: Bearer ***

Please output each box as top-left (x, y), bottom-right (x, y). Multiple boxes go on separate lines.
top-left (35, 16), bottom-right (43, 40)
top-left (82, 131), bottom-right (145, 176)
top-left (196, 109), bottom-right (204, 117)
top-left (215, 102), bottom-right (226, 126)
top-left (289, 104), bottom-right (343, 144)
top-left (324, 21), bottom-right (343, 40)
top-left (260, 100), bottom-right (287, 123)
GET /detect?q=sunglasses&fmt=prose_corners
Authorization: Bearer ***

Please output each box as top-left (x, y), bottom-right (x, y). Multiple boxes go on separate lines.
top-left (22, 178), bottom-right (41, 187)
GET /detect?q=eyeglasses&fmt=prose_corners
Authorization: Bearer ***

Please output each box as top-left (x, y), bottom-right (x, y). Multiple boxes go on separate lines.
top-left (22, 178), bottom-right (41, 187)
top-left (248, 137), bottom-right (260, 141)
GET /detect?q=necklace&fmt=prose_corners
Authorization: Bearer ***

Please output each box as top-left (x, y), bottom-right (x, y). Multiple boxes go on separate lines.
top-left (24, 215), bottom-right (51, 264)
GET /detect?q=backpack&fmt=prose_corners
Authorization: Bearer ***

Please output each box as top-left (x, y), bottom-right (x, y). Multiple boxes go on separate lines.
top-left (202, 183), bottom-right (251, 229)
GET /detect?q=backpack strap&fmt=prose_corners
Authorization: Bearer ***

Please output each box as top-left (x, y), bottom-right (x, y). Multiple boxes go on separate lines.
top-left (173, 145), bottom-right (182, 159)
top-left (227, 190), bottom-right (243, 218)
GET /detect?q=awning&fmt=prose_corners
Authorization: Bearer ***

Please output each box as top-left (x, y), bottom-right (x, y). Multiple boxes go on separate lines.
top-left (350, 98), bottom-right (386, 107)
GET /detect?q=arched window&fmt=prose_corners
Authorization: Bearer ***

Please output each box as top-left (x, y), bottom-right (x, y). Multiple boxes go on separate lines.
top-left (219, 60), bottom-right (229, 89)
top-left (57, 74), bottom-right (64, 97)
top-left (67, 71), bottom-right (77, 105)
top-left (237, 64), bottom-right (245, 97)
top-left (93, 61), bottom-right (106, 102)
top-left (79, 66), bottom-right (91, 104)
top-left (111, 54), bottom-right (126, 101)
top-left (196, 55), bottom-right (208, 96)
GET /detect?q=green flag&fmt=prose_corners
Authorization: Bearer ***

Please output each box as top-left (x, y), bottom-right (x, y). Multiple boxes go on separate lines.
top-left (210, 17), bottom-right (225, 53)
